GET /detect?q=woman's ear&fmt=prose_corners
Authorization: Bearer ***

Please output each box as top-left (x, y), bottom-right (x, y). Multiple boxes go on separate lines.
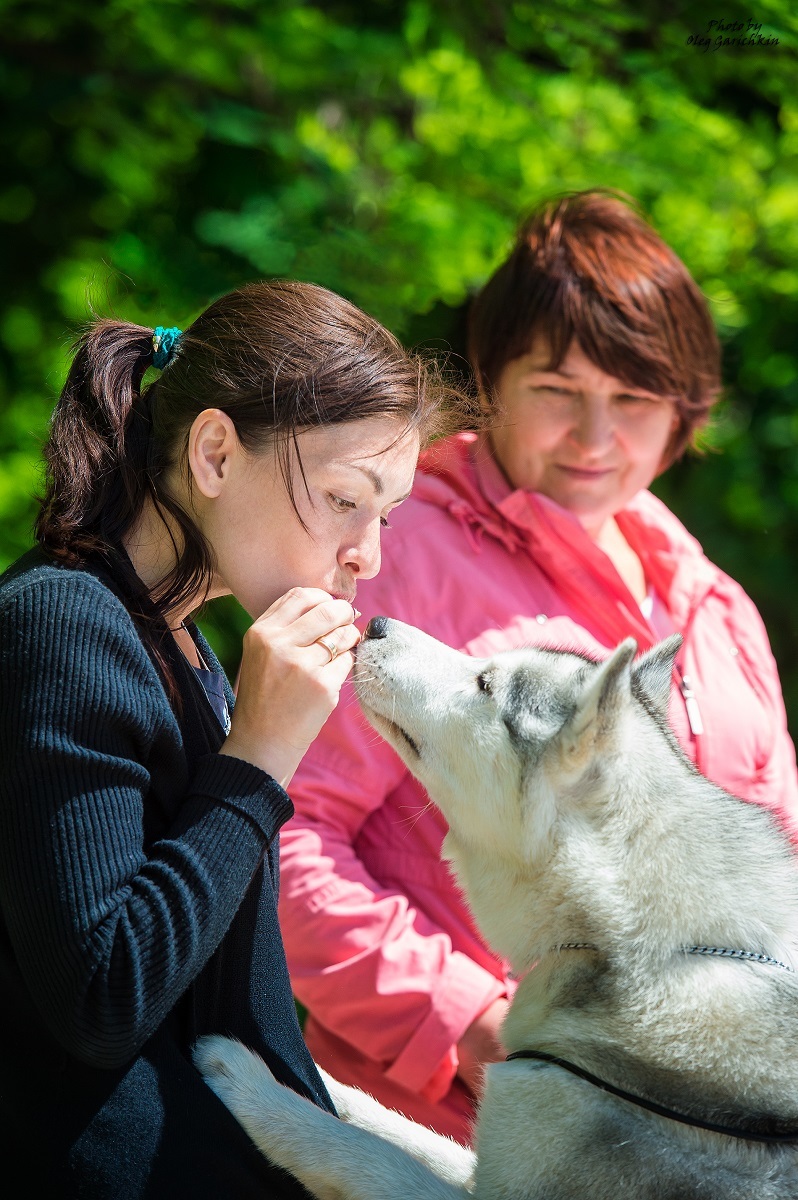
top-left (187, 409), bottom-right (240, 498)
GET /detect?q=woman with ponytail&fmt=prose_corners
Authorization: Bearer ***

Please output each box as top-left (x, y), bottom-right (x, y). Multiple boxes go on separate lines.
top-left (0, 281), bottom-right (457, 1197)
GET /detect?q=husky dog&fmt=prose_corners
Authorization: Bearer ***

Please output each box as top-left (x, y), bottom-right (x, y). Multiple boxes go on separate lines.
top-left (195, 618), bottom-right (798, 1199)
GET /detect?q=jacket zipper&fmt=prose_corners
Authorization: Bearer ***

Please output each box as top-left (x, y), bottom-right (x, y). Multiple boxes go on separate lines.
top-left (675, 666), bottom-right (704, 737)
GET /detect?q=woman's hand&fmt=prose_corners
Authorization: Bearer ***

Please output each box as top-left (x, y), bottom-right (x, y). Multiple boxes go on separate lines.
top-left (456, 996), bottom-right (510, 1100)
top-left (218, 588), bottom-right (361, 786)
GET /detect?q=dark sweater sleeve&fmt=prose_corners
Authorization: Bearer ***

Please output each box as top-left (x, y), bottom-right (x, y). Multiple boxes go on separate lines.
top-left (0, 570), bottom-right (290, 1069)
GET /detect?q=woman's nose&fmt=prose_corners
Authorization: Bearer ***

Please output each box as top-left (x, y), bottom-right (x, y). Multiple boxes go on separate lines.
top-left (342, 523), bottom-right (382, 579)
top-left (571, 396), bottom-right (614, 452)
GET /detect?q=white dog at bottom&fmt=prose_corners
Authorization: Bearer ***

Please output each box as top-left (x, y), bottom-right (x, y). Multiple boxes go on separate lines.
top-left (195, 618), bottom-right (798, 1199)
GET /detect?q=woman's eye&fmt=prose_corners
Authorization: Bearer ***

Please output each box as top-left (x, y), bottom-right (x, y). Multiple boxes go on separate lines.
top-left (532, 385), bottom-right (576, 399)
top-left (476, 672), bottom-right (492, 694)
top-left (330, 494), bottom-right (357, 512)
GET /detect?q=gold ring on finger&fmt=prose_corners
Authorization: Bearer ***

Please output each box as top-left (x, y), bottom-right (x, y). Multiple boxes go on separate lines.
top-left (316, 636), bottom-right (339, 664)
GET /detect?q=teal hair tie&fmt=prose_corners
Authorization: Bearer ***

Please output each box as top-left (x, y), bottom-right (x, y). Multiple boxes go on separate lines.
top-left (152, 325), bottom-right (182, 370)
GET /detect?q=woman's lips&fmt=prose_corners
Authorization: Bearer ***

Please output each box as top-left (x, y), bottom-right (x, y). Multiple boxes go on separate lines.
top-left (556, 465), bottom-right (614, 480)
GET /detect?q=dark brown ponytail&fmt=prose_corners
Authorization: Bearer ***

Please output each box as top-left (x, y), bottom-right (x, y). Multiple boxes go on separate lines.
top-left (37, 319), bottom-right (153, 542)
top-left (35, 319), bottom-right (180, 622)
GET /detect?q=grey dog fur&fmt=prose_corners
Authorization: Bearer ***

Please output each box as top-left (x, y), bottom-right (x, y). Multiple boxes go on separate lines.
top-left (196, 621), bottom-right (798, 1199)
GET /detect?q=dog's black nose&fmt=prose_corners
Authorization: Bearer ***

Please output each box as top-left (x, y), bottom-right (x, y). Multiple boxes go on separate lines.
top-left (364, 616), bottom-right (390, 640)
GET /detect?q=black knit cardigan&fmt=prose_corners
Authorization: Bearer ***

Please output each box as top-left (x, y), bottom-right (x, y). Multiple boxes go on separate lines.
top-left (0, 547), bottom-right (334, 1197)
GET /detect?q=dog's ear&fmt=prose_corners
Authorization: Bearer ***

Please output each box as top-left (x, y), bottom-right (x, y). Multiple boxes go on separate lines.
top-left (562, 637), bottom-right (637, 754)
top-left (633, 634), bottom-right (682, 718)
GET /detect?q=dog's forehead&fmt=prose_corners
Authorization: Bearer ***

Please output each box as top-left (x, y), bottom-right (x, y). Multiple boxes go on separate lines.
top-left (490, 644), bottom-right (592, 686)
top-left (486, 645), bottom-right (591, 725)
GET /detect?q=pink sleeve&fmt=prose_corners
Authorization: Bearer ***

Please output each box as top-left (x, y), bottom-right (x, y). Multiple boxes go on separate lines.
top-left (280, 684), bottom-right (506, 1099)
top-left (735, 592), bottom-right (798, 843)
top-left (759, 714), bottom-right (798, 845)
top-left (720, 580), bottom-right (796, 844)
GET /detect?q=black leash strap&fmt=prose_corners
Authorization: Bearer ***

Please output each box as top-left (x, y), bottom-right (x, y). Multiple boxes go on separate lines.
top-left (505, 1050), bottom-right (798, 1145)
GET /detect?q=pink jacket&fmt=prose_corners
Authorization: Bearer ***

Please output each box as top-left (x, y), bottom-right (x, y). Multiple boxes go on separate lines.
top-left (280, 433), bottom-right (798, 1143)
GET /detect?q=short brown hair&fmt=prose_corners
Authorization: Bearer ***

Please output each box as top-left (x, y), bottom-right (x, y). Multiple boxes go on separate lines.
top-left (467, 190), bottom-right (722, 465)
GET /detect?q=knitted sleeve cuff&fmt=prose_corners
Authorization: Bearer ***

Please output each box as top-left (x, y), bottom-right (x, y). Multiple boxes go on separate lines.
top-left (188, 753), bottom-right (294, 844)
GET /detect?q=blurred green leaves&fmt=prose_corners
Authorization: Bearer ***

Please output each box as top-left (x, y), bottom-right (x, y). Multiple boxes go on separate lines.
top-left (1, 0), bottom-right (798, 721)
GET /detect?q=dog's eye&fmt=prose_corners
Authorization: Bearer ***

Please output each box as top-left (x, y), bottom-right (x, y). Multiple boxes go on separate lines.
top-left (476, 672), bottom-right (492, 695)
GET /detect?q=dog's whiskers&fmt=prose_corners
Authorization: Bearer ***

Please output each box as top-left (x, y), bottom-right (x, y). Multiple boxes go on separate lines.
top-left (397, 798), bottom-right (435, 834)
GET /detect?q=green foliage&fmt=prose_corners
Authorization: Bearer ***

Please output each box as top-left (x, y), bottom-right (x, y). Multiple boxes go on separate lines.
top-left (2, 0), bottom-right (798, 723)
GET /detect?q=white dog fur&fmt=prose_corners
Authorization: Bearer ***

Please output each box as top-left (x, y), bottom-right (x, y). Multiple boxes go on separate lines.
top-left (195, 620), bottom-right (798, 1198)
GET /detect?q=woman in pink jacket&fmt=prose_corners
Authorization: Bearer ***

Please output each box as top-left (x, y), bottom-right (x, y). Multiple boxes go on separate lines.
top-left (279, 190), bottom-right (798, 1145)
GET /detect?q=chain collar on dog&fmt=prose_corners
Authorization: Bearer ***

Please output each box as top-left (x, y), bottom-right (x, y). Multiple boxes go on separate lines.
top-left (504, 1049), bottom-right (798, 1144)
top-left (552, 943), bottom-right (794, 973)
top-left (686, 945), bottom-right (794, 972)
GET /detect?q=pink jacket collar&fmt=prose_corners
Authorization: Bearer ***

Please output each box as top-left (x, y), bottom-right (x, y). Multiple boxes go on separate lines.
top-left (416, 433), bottom-right (717, 639)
